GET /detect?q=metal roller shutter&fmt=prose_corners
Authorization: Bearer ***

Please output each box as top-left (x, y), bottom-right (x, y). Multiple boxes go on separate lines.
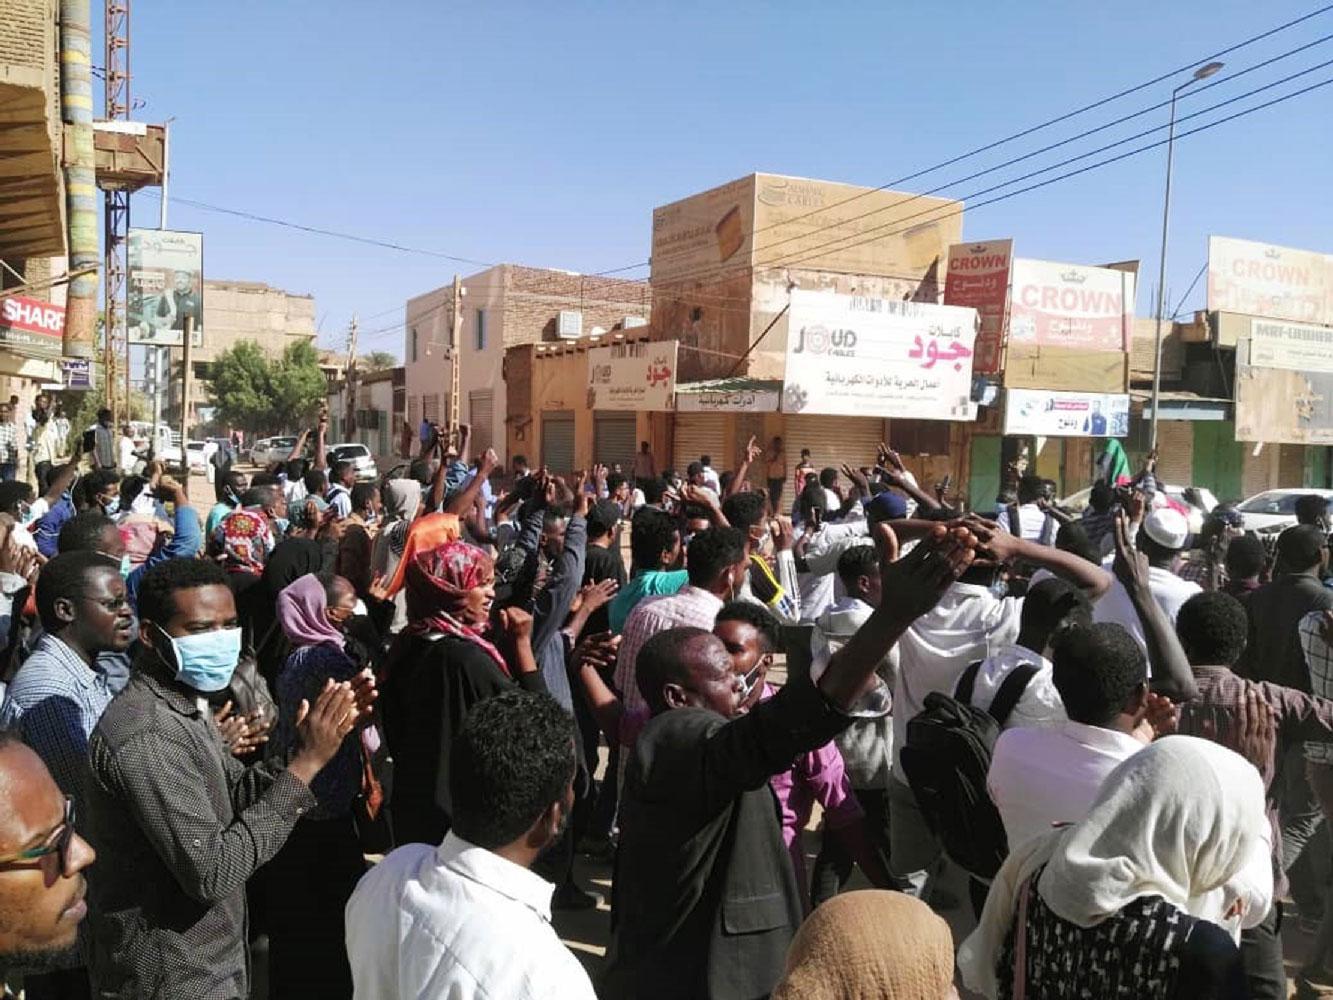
top-left (541, 411), bottom-right (575, 476)
top-left (469, 390), bottom-right (494, 456)
top-left (594, 413), bottom-right (637, 472)
top-left (783, 415), bottom-right (886, 478)
top-left (1153, 420), bottom-right (1193, 488)
top-left (672, 414), bottom-right (727, 473)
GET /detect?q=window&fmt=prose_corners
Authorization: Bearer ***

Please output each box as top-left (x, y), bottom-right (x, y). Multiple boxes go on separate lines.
top-left (475, 308), bottom-right (487, 351)
top-left (410, 327), bottom-right (418, 362)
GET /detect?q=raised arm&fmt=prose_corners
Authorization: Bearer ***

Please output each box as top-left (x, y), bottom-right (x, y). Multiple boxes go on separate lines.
top-left (286, 429), bottom-right (310, 464)
top-left (1110, 513), bottom-right (1198, 703)
top-left (312, 413), bottom-right (328, 473)
top-left (727, 436), bottom-right (762, 499)
top-left (442, 448), bottom-right (498, 517)
top-left (967, 516), bottom-right (1112, 600)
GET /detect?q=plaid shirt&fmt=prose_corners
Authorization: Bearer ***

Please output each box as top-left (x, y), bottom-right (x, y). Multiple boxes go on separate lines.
top-left (0, 421), bottom-right (16, 465)
top-left (1176, 554), bottom-right (1216, 587)
top-left (1301, 612), bottom-right (1333, 765)
top-left (0, 633), bottom-right (129, 803)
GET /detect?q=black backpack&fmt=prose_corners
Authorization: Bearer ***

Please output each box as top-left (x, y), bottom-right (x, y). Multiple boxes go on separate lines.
top-left (899, 659), bottom-right (1039, 880)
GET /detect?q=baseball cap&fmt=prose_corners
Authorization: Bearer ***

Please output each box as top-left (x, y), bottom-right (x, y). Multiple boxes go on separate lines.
top-left (1142, 507), bottom-right (1191, 551)
top-left (865, 491), bottom-right (908, 522)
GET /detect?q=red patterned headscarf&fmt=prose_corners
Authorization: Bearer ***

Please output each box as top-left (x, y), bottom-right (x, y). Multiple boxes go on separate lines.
top-left (404, 540), bottom-right (508, 675)
top-left (216, 508), bottom-right (274, 575)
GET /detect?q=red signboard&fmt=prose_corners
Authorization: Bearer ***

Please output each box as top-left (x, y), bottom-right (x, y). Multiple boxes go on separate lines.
top-left (1008, 259), bottom-right (1134, 352)
top-left (0, 295), bottom-right (65, 359)
top-left (944, 239), bottom-right (1012, 373)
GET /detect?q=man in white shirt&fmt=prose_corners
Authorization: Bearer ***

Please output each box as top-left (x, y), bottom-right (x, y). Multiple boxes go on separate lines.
top-left (995, 474), bottom-right (1056, 546)
top-left (966, 576), bottom-right (1094, 729)
top-left (887, 522), bottom-right (1112, 896)
top-left (1092, 506), bottom-right (1201, 652)
top-left (987, 622), bottom-right (1155, 849)
top-left (346, 689), bottom-right (595, 1000)
top-left (698, 455), bottom-right (721, 495)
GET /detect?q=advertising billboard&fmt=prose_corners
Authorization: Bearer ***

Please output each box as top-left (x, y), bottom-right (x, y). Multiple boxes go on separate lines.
top-left (1003, 388), bottom-right (1129, 438)
top-left (1248, 317), bottom-right (1333, 375)
top-left (650, 178), bottom-right (754, 284)
top-left (1008, 259), bottom-right (1135, 352)
top-left (128, 228), bottom-right (203, 345)
top-left (781, 289), bottom-right (977, 421)
top-left (944, 239), bottom-right (1012, 374)
top-left (0, 295), bottom-right (64, 359)
top-left (586, 340), bottom-right (678, 411)
top-left (1208, 235), bottom-right (1330, 327)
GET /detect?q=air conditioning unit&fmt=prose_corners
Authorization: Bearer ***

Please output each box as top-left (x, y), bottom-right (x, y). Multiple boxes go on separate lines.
top-left (557, 310), bottom-right (583, 339)
top-left (621, 315), bottom-right (648, 329)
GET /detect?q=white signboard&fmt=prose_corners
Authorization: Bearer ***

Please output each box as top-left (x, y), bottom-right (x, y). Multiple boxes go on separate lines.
top-left (675, 387), bottom-right (780, 412)
top-left (782, 290), bottom-right (977, 420)
top-left (1208, 235), bottom-right (1330, 327)
top-left (586, 340), bottom-right (678, 411)
top-left (128, 229), bottom-right (204, 345)
top-left (1008, 258), bottom-right (1135, 352)
top-left (1004, 388), bottom-right (1130, 437)
top-left (1248, 318), bottom-right (1333, 375)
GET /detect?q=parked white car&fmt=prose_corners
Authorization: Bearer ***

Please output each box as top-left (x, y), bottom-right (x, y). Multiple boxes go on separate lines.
top-left (327, 442), bottom-right (378, 483)
top-left (185, 440), bottom-right (217, 482)
top-left (1237, 488), bottom-right (1333, 534)
top-left (1058, 483), bottom-right (1218, 534)
top-left (250, 436), bottom-right (298, 469)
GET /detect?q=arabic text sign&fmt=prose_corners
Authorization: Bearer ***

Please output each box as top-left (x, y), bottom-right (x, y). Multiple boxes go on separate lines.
top-left (1208, 236), bottom-right (1330, 326)
top-left (1008, 259), bottom-right (1134, 352)
top-left (1249, 318), bottom-right (1333, 374)
top-left (675, 388), bottom-right (780, 413)
top-left (782, 290), bottom-right (977, 420)
top-left (59, 358), bottom-right (92, 389)
top-left (128, 228), bottom-right (203, 346)
top-left (1004, 388), bottom-right (1130, 438)
top-left (587, 340), bottom-right (678, 411)
top-left (944, 239), bottom-right (1012, 374)
top-left (0, 295), bottom-right (65, 359)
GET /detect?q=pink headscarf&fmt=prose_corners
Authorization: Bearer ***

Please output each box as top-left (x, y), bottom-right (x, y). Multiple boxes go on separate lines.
top-left (276, 573), bottom-right (345, 649)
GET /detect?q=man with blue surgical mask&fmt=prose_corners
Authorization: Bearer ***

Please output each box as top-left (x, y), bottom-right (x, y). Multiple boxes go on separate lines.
top-left (82, 557), bottom-right (374, 1000)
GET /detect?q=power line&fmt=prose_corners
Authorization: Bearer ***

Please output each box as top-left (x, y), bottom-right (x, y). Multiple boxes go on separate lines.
top-left (739, 58), bottom-right (1333, 278)
top-left (138, 190), bottom-right (494, 268)
top-left (629, 4), bottom-right (1333, 277)
top-left (751, 73), bottom-right (1333, 279)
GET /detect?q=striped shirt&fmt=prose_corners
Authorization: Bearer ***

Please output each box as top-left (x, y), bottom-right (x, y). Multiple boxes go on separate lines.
top-left (0, 421), bottom-right (16, 465)
top-left (0, 633), bottom-right (129, 801)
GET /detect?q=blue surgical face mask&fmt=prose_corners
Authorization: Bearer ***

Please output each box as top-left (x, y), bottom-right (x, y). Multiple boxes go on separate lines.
top-left (101, 496), bottom-right (120, 516)
top-left (119, 553), bottom-right (132, 580)
top-left (274, 517), bottom-right (291, 537)
top-left (161, 626), bottom-right (242, 693)
top-left (17, 502), bottom-right (35, 526)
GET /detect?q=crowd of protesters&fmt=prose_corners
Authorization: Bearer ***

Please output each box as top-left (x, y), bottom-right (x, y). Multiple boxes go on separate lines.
top-left (3, 412), bottom-right (1333, 999)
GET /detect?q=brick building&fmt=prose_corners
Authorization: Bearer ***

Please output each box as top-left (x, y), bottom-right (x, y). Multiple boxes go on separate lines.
top-left (403, 264), bottom-right (648, 463)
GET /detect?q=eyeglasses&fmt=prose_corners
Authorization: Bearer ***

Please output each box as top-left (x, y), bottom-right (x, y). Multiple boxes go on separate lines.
top-left (0, 797), bottom-right (75, 872)
top-left (80, 594), bottom-right (131, 613)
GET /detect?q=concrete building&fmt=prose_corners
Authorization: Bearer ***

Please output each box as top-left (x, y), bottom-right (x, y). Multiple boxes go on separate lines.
top-left (168, 278), bottom-right (317, 428)
top-left (404, 264), bottom-right (648, 464)
top-left (325, 365), bottom-right (405, 469)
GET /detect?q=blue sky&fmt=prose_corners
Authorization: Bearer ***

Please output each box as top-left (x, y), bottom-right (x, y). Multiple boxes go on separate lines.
top-left (122, 1), bottom-right (1333, 358)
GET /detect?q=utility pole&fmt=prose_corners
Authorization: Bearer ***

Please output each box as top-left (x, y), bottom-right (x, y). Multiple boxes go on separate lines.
top-left (449, 273), bottom-right (462, 443)
top-left (151, 119), bottom-right (170, 445)
top-left (343, 314), bottom-right (358, 443)
top-left (179, 313), bottom-right (193, 488)
top-left (103, 0), bottom-right (132, 427)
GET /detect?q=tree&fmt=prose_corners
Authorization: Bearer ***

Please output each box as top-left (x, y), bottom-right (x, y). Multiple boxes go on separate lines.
top-left (207, 338), bottom-right (326, 435)
top-left (360, 351), bottom-right (398, 372)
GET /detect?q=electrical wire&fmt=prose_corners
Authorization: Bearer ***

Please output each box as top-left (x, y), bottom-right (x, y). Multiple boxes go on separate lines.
top-left (626, 4), bottom-right (1333, 276)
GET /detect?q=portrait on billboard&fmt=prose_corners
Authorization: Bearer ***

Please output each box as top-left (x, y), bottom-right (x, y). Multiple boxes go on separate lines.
top-left (128, 229), bottom-right (203, 345)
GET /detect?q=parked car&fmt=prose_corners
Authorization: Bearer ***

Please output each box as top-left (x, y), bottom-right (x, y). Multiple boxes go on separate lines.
top-left (185, 441), bottom-right (218, 481)
top-left (1236, 488), bottom-right (1333, 534)
top-left (327, 442), bottom-right (378, 483)
top-left (1058, 483), bottom-right (1219, 534)
top-left (250, 435), bottom-right (298, 469)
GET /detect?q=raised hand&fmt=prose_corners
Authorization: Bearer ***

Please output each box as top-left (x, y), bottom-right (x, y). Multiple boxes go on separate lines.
top-left (879, 523), bottom-right (976, 621)
top-left (579, 577), bottom-right (619, 613)
top-left (571, 631), bottom-right (621, 674)
top-left (1112, 512), bottom-right (1151, 595)
top-left (744, 435), bottom-right (762, 465)
top-left (500, 606), bottom-right (534, 643)
top-left (480, 447), bottom-right (499, 476)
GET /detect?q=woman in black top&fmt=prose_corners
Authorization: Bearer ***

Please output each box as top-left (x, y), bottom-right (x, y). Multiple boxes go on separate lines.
top-left (959, 736), bottom-right (1272, 1000)
top-left (379, 539), bottom-right (544, 846)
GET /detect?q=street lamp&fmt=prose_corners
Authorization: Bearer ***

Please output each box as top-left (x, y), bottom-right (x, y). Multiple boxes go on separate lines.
top-left (1149, 61), bottom-right (1223, 450)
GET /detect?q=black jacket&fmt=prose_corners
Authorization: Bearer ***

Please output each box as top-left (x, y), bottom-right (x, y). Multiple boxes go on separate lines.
top-left (1239, 573), bottom-right (1333, 692)
top-left (602, 676), bottom-right (849, 1000)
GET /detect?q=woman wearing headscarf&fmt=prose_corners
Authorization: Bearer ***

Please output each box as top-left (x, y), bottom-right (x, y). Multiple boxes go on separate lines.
top-left (958, 736), bottom-right (1271, 1000)
top-left (772, 891), bottom-right (957, 1000)
top-left (248, 537), bottom-right (334, 684)
top-left (379, 539), bottom-right (542, 846)
top-left (371, 478), bottom-right (423, 634)
top-left (261, 572), bottom-right (373, 1000)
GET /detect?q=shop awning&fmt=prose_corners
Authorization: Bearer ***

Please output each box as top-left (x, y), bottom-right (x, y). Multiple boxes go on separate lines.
top-left (0, 63), bottom-right (65, 261)
top-left (674, 377), bottom-right (782, 413)
top-left (1131, 389), bottom-right (1232, 422)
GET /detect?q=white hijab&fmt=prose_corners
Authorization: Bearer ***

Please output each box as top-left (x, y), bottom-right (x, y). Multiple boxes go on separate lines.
top-left (958, 735), bottom-right (1272, 998)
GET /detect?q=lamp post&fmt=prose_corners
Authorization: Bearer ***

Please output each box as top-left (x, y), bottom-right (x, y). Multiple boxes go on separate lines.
top-left (1149, 61), bottom-right (1223, 451)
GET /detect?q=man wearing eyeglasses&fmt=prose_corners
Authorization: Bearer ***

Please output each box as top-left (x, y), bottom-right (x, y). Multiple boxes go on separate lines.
top-left (0, 550), bottom-right (132, 999)
top-left (0, 731), bottom-right (96, 991)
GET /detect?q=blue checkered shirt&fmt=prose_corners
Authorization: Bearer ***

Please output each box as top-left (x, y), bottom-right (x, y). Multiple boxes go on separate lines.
top-left (0, 633), bottom-right (130, 800)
